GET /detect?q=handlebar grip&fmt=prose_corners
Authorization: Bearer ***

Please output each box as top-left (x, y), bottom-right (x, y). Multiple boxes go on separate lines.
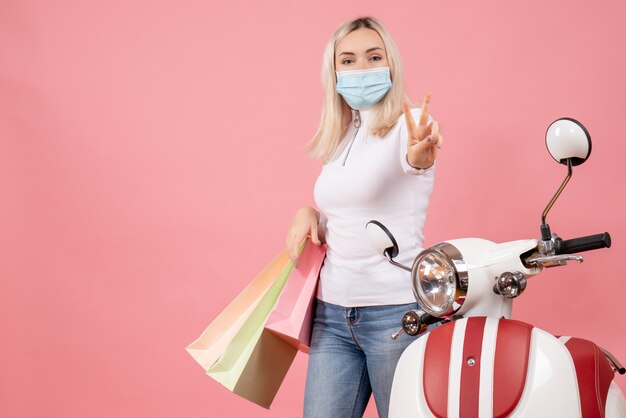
top-left (557, 233), bottom-right (612, 254)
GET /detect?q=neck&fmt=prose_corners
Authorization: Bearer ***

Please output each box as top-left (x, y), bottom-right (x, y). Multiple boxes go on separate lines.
top-left (352, 106), bottom-right (376, 123)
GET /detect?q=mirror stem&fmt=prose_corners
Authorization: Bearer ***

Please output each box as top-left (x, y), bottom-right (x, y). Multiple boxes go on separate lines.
top-left (541, 158), bottom-right (573, 240)
top-left (385, 251), bottom-right (412, 272)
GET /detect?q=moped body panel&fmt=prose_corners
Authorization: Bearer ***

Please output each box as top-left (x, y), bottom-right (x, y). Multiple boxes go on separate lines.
top-left (608, 382), bottom-right (626, 417)
top-left (389, 317), bottom-right (624, 417)
top-left (440, 238), bottom-right (540, 320)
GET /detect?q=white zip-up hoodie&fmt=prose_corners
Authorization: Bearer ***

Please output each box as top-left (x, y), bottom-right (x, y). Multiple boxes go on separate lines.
top-left (314, 107), bottom-right (435, 307)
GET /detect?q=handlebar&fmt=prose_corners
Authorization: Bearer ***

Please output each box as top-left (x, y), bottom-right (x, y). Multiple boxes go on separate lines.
top-left (555, 233), bottom-right (611, 254)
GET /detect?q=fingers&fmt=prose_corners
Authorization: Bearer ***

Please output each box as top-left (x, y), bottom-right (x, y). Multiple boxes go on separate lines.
top-left (286, 207), bottom-right (322, 263)
top-left (430, 121), bottom-right (438, 138)
top-left (404, 93), bottom-right (433, 141)
top-left (423, 134), bottom-right (441, 150)
top-left (430, 122), bottom-right (443, 148)
top-left (417, 135), bottom-right (438, 153)
top-left (418, 92), bottom-right (432, 127)
top-left (286, 224), bottom-right (319, 263)
top-left (407, 125), bottom-right (441, 166)
top-left (310, 223), bottom-right (321, 245)
top-left (286, 232), bottom-right (298, 261)
top-left (407, 138), bottom-right (437, 169)
top-left (402, 100), bottom-right (418, 138)
top-left (286, 227), bottom-right (303, 261)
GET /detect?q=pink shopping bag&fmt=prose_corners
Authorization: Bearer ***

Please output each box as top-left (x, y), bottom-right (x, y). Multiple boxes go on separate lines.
top-left (265, 241), bottom-right (326, 354)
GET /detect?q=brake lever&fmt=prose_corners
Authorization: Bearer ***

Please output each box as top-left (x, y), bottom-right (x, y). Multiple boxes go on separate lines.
top-left (526, 254), bottom-right (584, 267)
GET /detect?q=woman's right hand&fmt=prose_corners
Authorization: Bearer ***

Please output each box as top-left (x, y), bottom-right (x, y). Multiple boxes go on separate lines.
top-left (403, 92), bottom-right (443, 169)
top-left (286, 206), bottom-right (322, 261)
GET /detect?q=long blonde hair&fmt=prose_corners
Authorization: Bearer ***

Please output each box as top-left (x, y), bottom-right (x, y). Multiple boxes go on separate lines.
top-left (308, 17), bottom-right (410, 162)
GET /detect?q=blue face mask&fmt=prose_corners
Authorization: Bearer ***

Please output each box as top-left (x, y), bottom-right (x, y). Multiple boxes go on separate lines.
top-left (335, 67), bottom-right (392, 110)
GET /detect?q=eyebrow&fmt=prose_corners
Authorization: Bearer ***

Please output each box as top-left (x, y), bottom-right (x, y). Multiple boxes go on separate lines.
top-left (338, 47), bottom-right (384, 56)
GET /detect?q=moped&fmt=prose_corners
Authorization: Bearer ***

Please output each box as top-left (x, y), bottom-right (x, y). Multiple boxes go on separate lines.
top-left (367, 118), bottom-right (626, 417)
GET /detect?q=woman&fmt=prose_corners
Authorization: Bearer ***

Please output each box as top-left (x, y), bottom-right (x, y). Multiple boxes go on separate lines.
top-left (285, 17), bottom-right (443, 418)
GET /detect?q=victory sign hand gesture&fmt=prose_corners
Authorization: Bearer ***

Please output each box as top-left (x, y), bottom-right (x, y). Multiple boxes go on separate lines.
top-left (403, 92), bottom-right (443, 169)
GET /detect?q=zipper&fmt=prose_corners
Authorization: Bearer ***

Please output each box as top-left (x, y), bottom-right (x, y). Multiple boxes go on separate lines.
top-left (342, 110), bottom-right (361, 166)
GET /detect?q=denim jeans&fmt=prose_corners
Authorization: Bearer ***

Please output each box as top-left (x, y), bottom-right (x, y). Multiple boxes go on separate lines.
top-left (303, 299), bottom-right (421, 418)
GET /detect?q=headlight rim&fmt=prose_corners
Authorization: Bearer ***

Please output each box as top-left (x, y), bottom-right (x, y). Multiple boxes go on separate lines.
top-left (411, 242), bottom-right (468, 318)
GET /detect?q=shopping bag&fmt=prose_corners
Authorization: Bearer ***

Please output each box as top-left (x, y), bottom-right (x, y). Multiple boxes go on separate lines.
top-left (206, 256), bottom-right (296, 408)
top-left (227, 329), bottom-right (298, 408)
top-left (265, 242), bottom-right (326, 354)
top-left (185, 249), bottom-right (293, 371)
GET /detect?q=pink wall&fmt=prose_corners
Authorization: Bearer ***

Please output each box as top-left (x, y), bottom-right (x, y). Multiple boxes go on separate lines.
top-left (1, 0), bottom-right (625, 417)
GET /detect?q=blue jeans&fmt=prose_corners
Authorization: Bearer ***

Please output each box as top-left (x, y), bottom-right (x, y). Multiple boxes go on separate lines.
top-left (303, 299), bottom-right (420, 418)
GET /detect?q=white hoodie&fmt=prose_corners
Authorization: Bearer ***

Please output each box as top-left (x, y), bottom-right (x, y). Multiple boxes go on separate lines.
top-left (314, 107), bottom-right (435, 307)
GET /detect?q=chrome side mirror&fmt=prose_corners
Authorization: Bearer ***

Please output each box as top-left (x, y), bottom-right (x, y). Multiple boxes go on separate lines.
top-left (545, 118), bottom-right (591, 166)
top-left (540, 118), bottom-right (592, 241)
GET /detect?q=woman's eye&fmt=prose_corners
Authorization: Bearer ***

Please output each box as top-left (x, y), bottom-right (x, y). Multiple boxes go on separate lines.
top-left (370, 56), bottom-right (382, 61)
top-left (342, 59), bottom-right (354, 65)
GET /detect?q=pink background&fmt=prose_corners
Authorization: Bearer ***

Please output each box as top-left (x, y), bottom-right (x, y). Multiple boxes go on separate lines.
top-left (1, 0), bottom-right (625, 417)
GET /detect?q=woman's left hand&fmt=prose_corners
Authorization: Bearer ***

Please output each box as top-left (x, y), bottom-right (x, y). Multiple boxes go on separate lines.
top-left (403, 92), bottom-right (443, 169)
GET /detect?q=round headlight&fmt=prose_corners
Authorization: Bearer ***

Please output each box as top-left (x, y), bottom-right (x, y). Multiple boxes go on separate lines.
top-left (412, 243), bottom-right (467, 317)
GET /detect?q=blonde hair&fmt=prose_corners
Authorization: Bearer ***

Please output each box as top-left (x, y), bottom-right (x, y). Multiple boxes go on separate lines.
top-left (308, 17), bottom-right (410, 162)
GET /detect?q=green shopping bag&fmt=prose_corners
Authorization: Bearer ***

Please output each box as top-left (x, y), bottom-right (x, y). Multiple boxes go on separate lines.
top-left (186, 250), bottom-right (293, 372)
top-left (202, 243), bottom-right (306, 408)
